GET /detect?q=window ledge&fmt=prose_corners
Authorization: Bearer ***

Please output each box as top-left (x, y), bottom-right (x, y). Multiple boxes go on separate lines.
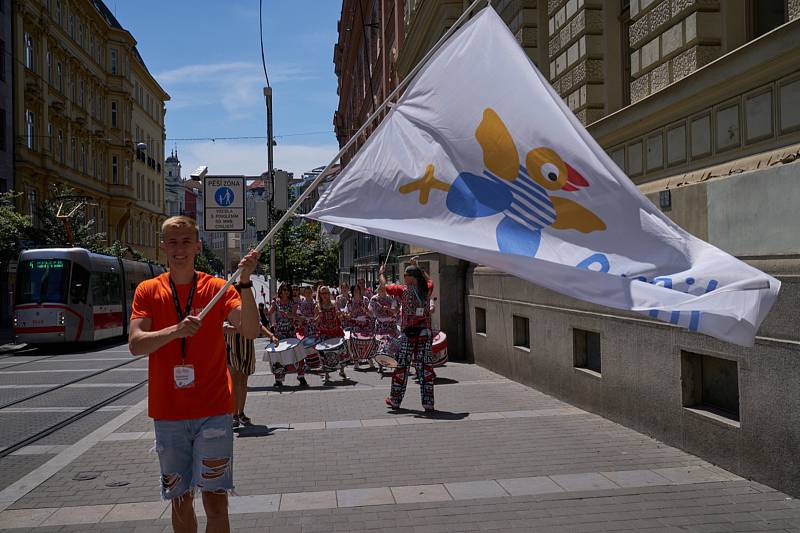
top-left (574, 367), bottom-right (602, 380)
top-left (513, 345), bottom-right (530, 353)
top-left (683, 406), bottom-right (741, 429)
top-left (476, 332), bottom-right (487, 338)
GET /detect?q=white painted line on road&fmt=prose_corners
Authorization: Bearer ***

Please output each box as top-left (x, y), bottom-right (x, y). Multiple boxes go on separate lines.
top-left (101, 407), bottom-right (587, 441)
top-left (1, 406), bottom-right (130, 413)
top-left (0, 398), bottom-right (147, 513)
top-left (0, 465), bottom-right (746, 528)
top-left (0, 385), bottom-right (55, 389)
top-left (246, 378), bottom-right (512, 397)
top-left (10, 445), bottom-right (70, 456)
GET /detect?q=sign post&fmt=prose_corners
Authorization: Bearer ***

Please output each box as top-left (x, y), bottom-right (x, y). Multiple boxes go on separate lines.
top-left (204, 176), bottom-right (246, 274)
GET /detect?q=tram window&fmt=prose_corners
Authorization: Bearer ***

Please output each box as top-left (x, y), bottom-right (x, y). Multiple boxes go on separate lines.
top-left (70, 264), bottom-right (90, 304)
top-left (16, 259), bottom-right (71, 304)
top-left (91, 272), bottom-right (122, 306)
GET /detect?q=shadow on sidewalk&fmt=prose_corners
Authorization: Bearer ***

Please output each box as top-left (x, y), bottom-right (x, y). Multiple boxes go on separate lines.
top-left (234, 424), bottom-right (275, 438)
top-left (248, 378), bottom-right (361, 393)
top-left (387, 408), bottom-right (469, 421)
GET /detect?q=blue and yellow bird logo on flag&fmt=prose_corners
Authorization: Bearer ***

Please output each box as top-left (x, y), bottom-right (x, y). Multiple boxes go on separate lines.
top-left (399, 108), bottom-right (606, 258)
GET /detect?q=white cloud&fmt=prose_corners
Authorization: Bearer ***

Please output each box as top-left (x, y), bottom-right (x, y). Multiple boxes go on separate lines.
top-left (178, 140), bottom-right (339, 179)
top-left (157, 62), bottom-right (316, 118)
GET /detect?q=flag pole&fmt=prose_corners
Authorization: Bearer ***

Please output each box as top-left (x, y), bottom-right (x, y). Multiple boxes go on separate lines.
top-left (198, 0), bottom-right (487, 320)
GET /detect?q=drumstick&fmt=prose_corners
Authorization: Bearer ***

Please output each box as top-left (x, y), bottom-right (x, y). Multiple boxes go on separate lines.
top-left (383, 244), bottom-right (393, 269)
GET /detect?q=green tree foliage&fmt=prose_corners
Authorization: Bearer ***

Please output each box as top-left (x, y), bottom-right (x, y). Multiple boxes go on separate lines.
top-left (195, 243), bottom-right (223, 275)
top-left (0, 192), bottom-right (33, 270)
top-left (263, 219), bottom-right (339, 285)
top-left (31, 184), bottom-right (109, 252)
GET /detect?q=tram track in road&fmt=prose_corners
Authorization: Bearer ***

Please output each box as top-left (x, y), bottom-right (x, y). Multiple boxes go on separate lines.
top-left (0, 355), bottom-right (146, 411)
top-left (0, 354), bottom-right (62, 371)
top-left (0, 378), bottom-right (147, 459)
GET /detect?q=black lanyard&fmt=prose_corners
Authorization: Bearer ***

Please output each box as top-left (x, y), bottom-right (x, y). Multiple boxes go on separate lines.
top-left (168, 273), bottom-right (197, 361)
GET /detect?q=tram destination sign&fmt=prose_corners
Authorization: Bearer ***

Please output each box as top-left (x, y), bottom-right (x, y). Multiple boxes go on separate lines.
top-left (204, 176), bottom-right (246, 232)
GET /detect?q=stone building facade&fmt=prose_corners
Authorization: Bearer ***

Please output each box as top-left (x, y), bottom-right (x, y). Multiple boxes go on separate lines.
top-left (0, 0), bottom-right (12, 194)
top-left (396, 0), bottom-right (800, 496)
top-left (333, 0), bottom-right (409, 287)
top-left (13, 0), bottom-right (169, 261)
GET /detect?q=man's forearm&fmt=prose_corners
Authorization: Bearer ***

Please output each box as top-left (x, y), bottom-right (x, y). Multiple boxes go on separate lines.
top-left (238, 286), bottom-right (261, 339)
top-left (129, 326), bottom-right (177, 356)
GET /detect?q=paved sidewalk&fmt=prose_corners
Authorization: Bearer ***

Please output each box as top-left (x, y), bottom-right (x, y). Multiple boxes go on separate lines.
top-left (1, 343), bottom-right (799, 532)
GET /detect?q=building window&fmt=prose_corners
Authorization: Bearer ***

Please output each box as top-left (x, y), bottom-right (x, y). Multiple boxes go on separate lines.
top-left (0, 108), bottom-right (5, 152)
top-left (25, 110), bottom-right (35, 149)
top-left (24, 33), bottom-right (34, 71)
top-left (57, 130), bottom-right (63, 162)
top-left (47, 123), bottom-right (52, 153)
top-left (574, 328), bottom-right (601, 374)
top-left (71, 137), bottom-right (76, 166)
top-left (56, 62), bottom-right (62, 90)
top-left (475, 307), bottom-right (486, 335)
top-left (46, 51), bottom-right (51, 83)
top-left (112, 155), bottom-right (118, 184)
top-left (27, 188), bottom-right (38, 226)
top-left (620, 0), bottom-right (632, 107)
top-left (111, 101), bottom-right (117, 127)
top-left (124, 160), bottom-right (130, 185)
top-left (55, 0), bottom-right (61, 23)
top-left (79, 79), bottom-right (84, 107)
top-left (512, 315), bottom-right (530, 349)
top-left (749, 0), bottom-right (787, 39)
top-left (682, 351), bottom-right (740, 423)
top-left (80, 143), bottom-right (86, 172)
top-left (110, 48), bottom-right (117, 75)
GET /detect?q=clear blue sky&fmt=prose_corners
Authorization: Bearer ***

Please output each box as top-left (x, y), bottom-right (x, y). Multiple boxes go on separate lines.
top-left (113, 0), bottom-right (341, 178)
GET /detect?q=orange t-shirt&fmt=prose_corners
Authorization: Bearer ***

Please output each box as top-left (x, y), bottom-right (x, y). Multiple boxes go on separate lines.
top-left (130, 272), bottom-right (241, 420)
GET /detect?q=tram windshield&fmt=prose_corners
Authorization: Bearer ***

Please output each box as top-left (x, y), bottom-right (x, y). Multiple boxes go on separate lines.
top-left (16, 259), bottom-right (72, 304)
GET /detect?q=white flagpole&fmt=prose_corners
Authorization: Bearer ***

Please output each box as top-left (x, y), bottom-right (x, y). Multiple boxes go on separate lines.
top-left (198, 0), bottom-right (487, 319)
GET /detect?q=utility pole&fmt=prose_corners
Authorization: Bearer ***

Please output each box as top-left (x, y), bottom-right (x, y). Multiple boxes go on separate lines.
top-left (264, 86), bottom-right (277, 299)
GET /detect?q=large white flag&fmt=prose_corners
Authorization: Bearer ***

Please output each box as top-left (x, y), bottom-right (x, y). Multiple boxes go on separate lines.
top-left (307, 7), bottom-right (779, 347)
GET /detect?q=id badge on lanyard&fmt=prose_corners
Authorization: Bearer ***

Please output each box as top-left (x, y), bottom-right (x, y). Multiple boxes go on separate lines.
top-left (169, 274), bottom-right (198, 389)
top-left (411, 287), bottom-right (425, 317)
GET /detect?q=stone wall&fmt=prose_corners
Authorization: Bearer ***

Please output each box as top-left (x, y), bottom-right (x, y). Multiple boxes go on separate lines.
top-left (629, 0), bottom-right (722, 103)
top-left (465, 251), bottom-right (800, 496)
top-left (546, 0), bottom-right (606, 124)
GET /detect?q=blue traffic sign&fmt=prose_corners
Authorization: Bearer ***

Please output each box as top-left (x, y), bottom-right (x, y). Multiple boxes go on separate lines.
top-left (215, 187), bottom-right (235, 207)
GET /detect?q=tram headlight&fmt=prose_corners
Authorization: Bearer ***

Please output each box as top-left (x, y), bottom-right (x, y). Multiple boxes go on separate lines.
top-left (58, 312), bottom-right (65, 326)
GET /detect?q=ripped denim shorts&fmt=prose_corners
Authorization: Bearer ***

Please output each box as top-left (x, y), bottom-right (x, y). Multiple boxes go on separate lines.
top-left (153, 414), bottom-right (234, 500)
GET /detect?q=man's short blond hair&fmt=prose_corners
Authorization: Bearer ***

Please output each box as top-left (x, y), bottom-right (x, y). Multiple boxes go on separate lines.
top-left (161, 216), bottom-right (200, 240)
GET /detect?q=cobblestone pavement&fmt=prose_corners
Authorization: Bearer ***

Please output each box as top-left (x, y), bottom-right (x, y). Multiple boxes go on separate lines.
top-left (1, 340), bottom-right (799, 532)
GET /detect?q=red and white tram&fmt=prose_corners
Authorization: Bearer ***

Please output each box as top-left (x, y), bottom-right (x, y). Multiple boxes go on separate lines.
top-left (13, 248), bottom-right (165, 344)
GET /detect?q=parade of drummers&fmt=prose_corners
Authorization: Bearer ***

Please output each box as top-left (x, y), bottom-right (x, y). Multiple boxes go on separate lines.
top-left (260, 260), bottom-right (447, 405)
top-left (3, 1), bottom-right (799, 533)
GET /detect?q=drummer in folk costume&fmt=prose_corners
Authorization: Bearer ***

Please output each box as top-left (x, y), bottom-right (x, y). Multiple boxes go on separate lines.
top-left (382, 259), bottom-right (435, 412)
top-left (347, 284), bottom-right (373, 336)
top-left (268, 282), bottom-right (309, 388)
top-left (297, 286), bottom-right (317, 337)
top-left (370, 284), bottom-right (399, 336)
top-left (336, 282), bottom-right (352, 330)
top-left (315, 285), bottom-right (348, 382)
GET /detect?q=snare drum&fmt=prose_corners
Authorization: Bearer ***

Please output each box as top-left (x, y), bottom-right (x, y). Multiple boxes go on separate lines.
top-left (431, 331), bottom-right (448, 367)
top-left (348, 333), bottom-right (377, 366)
top-left (375, 335), bottom-right (400, 375)
top-left (297, 334), bottom-right (322, 370)
top-left (315, 337), bottom-right (347, 372)
top-left (263, 338), bottom-right (305, 376)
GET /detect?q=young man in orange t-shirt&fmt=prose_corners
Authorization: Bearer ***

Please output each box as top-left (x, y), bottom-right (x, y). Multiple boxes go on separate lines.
top-left (129, 216), bottom-right (260, 533)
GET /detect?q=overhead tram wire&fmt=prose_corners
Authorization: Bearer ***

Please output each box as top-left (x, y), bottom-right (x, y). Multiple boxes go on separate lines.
top-left (259, 0), bottom-right (270, 88)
